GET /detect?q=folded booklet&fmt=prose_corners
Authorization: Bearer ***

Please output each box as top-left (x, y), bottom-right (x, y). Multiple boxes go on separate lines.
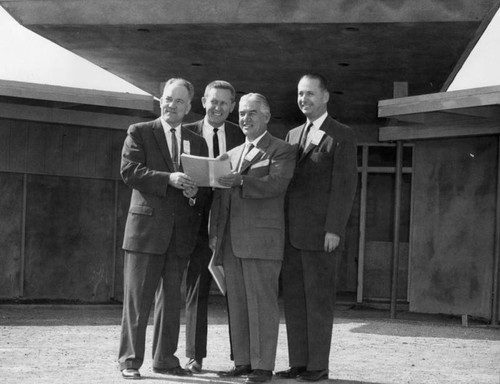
top-left (180, 154), bottom-right (232, 188)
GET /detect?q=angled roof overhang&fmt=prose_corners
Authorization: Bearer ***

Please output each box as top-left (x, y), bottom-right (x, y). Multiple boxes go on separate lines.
top-left (0, 79), bottom-right (159, 130)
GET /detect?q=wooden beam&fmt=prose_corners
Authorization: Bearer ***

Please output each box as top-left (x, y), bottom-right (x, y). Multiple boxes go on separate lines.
top-left (0, 102), bottom-right (155, 130)
top-left (0, 79), bottom-right (155, 112)
top-left (378, 85), bottom-right (500, 118)
top-left (379, 122), bottom-right (500, 141)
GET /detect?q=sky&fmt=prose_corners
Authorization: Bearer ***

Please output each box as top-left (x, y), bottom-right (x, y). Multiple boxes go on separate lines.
top-left (0, 6), bottom-right (150, 95)
top-left (444, 7), bottom-right (500, 91)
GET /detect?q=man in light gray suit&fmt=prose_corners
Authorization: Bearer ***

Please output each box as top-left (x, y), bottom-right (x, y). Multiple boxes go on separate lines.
top-left (210, 93), bottom-right (296, 383)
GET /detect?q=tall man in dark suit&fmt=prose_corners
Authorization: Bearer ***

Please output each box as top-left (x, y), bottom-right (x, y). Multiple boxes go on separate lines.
top-left (278, 74), bottom-right (358, 382)
top-left (118, 78), bottom-right (209, 380)
top-left (210, 93), bottom-right (296, 383)
top-left (184, 80), bottom-right (244, 373)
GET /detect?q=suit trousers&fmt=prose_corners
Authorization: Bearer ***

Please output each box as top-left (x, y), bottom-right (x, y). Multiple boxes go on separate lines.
top-left (185, 231), bottom-right (213, 361)
top-left (118, 244), bottom-right (188, 371)
top-left (281, 244), bottom-right (338, 371)
top-left (222, 228), bottom-right (281, 371)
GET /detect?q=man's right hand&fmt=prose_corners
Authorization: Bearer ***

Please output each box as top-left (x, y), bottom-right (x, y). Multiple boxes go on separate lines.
top-left (169, 172), bottom-right (196, 189)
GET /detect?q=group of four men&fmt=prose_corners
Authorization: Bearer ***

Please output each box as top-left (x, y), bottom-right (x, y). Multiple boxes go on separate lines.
top-left (117, 74), bottom-right (358, 382)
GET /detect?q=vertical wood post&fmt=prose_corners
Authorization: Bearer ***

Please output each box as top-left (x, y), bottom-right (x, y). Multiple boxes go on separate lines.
top-left (390, 82), bottom-right (408, 319)
top-left (491, 135), bottom-right (500, 325)
top-left (19, 173), bottom-right (28, 297)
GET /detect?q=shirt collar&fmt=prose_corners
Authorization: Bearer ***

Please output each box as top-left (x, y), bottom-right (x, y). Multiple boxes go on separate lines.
top-left (307, 111), bottom-right (328, 130)
top-left (160, 117), bottom-right (181, 133)
top-left (245, 131), bottom-right (267, 146)
top-left (203, 116), bottom-right (225, 134)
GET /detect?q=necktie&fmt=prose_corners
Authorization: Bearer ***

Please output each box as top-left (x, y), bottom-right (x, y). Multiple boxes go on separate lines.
top-left (238, 143), bottom-right (254, 172)
top-left (299, 122), bottom-right (313, 155)
top-left (213, 127), bottom-right (220, 158)
top-left (170, 128), bottom-right (179, 171)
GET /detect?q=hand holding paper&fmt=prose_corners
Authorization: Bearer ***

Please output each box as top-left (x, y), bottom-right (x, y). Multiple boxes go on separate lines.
top-left (181, 154), bottom-right (232, 188)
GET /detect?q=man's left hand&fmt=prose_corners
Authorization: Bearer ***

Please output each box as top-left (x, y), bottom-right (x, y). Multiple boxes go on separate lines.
top-left (324, 232), bottom-right (340, 253)
top-left (218, 172), bottom-right (242, 188)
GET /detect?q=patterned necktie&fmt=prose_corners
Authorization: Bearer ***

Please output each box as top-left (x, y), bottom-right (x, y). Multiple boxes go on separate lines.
top-left (170, 128), bottom-right (179, 171)
top-left (213, 127), bottom-right (220, 158)
top-left (299, 122), bottom-right (313, 155)
top-left (238, 143), bottom-right (254, 172)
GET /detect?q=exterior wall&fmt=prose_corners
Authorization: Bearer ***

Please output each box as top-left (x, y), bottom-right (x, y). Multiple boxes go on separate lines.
top-left (410, 136), bottom-right (498, 318)
top-left (0, 117), bottom-right (131, 302)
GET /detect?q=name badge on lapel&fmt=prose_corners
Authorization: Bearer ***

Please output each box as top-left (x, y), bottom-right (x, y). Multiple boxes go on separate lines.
top-left (183, 140), bottom-right (191, 155)
top-left (311, 130), bottom-right (325, 146)
top-left (245, 147), bottom-right (260, 162)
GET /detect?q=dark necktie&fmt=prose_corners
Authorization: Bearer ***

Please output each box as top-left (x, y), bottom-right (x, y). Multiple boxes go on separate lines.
top-left (170, 128), bottom-right (179, 171)
top-left (238, 143), bottom-right (254, 172)
top-left (299, 122), bottom-right (313, 155)
top-left (213, 127), bottom-right (220, 158)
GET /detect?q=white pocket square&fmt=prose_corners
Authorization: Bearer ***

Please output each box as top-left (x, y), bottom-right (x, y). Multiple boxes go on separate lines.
top-left (250, 159), bottom-right (269, 169)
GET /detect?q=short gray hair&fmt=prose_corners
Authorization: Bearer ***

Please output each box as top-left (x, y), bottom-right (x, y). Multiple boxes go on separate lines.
top-left (239, 93), bottom-right (271, 115)
top-left (204, 80), bottom-right (236, 102)
top-left (163, 78), bottom-right (195, 101)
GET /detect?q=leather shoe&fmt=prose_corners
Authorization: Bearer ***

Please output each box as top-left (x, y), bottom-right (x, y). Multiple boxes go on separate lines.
top-left (153, 366), bottom-right (192, 376)
top-left (217, 364), bottom-right (252, 377)
top-left (185, 358), bottom-right (202, 373)
top-left (121, 368), bottom-right (141, 379)
top-left (297, 369), bottom-right (329, 382)
top-left (275, 366), bottom-right (307, 378)
top-left (246, 369), bottom-right (273, 383)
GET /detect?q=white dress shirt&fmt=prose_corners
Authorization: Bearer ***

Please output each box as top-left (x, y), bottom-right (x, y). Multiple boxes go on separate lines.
top-left (202, 117), bottom-right (226, 158)
top-left (304, 111), bottom-right (328, 148)
top-left (160, 118), bottom-right (181, 168)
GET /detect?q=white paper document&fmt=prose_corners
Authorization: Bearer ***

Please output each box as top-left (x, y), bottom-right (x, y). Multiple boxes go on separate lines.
top-left (180, 154), bottom-right (232, 188)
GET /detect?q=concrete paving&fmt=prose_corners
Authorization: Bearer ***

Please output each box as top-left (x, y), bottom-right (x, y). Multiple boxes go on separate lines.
top-left (1, 297), bottom-right (499, 384)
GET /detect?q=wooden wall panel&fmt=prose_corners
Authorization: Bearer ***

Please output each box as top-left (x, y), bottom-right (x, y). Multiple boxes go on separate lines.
top-left (44, 124), bottom-right (64, 176)
top-left (0, 120), bottom-right (12, 168)
top-left (410, 136), bottom-right (497, 318)
top-left (113, 182), bottom-right (132, 302)
top-left (9, 121), bottom-right (28, 173)
top-left (0, 172), bottom-right (23, 298)
top-left (95, 130), bottom-right (114, 179)
top-left (26, 125), bottom-right (47, 174)
top-left (23, 175), bottom-right (115, 301)
top-left (112, 130), bottom-right (127, 180)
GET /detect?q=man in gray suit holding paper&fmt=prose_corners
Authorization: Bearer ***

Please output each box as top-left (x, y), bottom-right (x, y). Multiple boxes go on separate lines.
top-left (210, 93), bottom-right (296, 383)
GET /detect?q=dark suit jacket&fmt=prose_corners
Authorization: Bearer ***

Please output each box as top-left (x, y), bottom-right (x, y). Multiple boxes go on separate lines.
top-left (184, 119), bottom-right (245, 225)
top-left (286, 115), bottom-right (358, 251)
top-left (210, 131), bottom-right (296, 261)
top-left (121, 117), bottom-right (209, 257)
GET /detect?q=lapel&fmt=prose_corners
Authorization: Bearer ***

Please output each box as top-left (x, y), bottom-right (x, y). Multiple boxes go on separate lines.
top-left (194, 120), bottom-right (204, 136)
top-left (153, 118), bottom-right (176, 172)
top-left (239, 132), bottom-right (270, 174)
top-left (298, 119), bottom-right (329, 163)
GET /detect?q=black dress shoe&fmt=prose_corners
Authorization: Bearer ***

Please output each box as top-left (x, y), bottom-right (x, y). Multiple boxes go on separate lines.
top-left (217, 364), bottom-right (252, 377)
top-left (275, 366), bottom-right (307, 378)
top-left (185, 358), bottom-right (202, 373)
top-left (121, 368), bottom-right (141, 379)
top-left (297, 369), bottom-right (329, 382)
top-left (246, 369), bottom-right (273, 383)
top-left (153, 366), bottom-right (192, 376)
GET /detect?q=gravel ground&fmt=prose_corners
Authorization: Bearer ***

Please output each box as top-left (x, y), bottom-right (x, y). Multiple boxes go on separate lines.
top-left (1, 298), bottom-right (499, 384)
